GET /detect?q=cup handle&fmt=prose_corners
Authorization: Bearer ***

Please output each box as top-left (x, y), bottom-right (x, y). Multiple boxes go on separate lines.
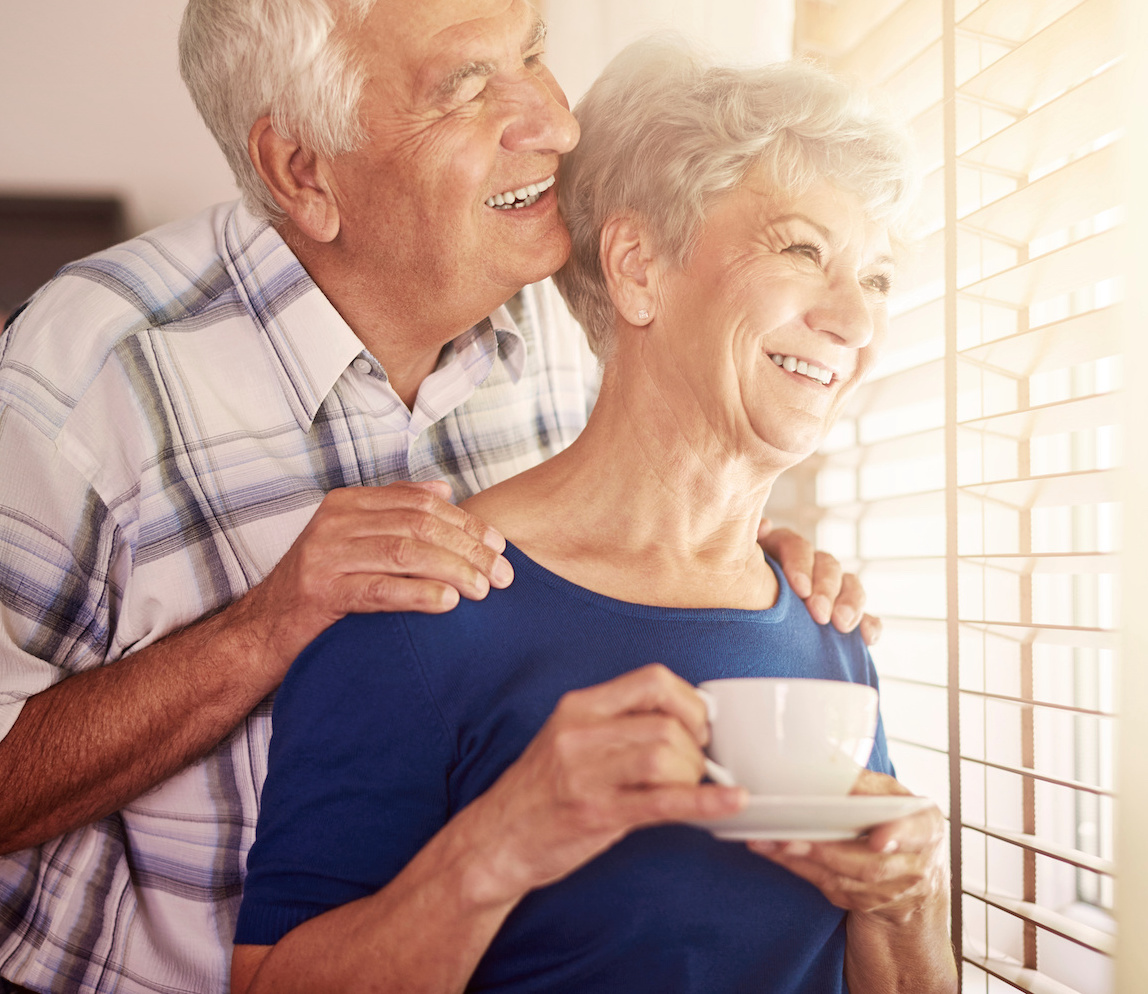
top-left (703, 757), bottom-right (739, 787)
top-left (695, 688), bottom-right (738, 787)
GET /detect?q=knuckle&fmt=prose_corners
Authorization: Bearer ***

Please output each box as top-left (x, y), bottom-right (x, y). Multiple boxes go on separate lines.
top-left (384, 535), bottom-right (418, 570)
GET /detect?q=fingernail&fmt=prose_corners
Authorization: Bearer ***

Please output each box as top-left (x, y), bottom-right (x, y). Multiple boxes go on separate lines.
top-left (483, 527), bottom-right (505, 552)
top-left (882, 838), bottom-right (900, 854)
top-left (784, 840), bottom-right (812, 856)
top-left (809, 595), bottom-right (831, 624)
top-left (491, 555), bottom-right (514, 587)
top-left (832, 606), bottom-right (857, 631)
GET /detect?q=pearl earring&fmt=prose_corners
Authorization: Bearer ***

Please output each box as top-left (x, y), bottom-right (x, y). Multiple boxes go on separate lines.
top-left (637, 309), bottom-right (649, 321)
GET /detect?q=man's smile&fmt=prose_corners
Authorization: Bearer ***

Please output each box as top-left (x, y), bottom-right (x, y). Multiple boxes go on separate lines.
top-left (485, 174), bottom-right (555, 209)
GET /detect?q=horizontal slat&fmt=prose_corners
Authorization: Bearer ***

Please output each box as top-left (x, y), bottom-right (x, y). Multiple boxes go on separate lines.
top-left (965, 887), bottom-right (1117, 956)
top-left (961, 144), bottom-right (1121, 245)
top-left (965, 952), bottom-right (1083, 994)
top-left (911, 99), bottom-right (945, 171)
top-left (961, 227), bottom-right (1121, 306)
top-left (795, 0), bottom-right (908, 57)
top-left (964, 823), bottom-right (1115, 876)
top-left (961, 468), bottom-right (1118, 509)
top-left (881, 38), bottom-right (942, 121)
top-left (960, 619), bottom-right (1120, 651)
top-left (895, 227), bottom-right (945, 296)
top-left (961, 754), bottom-right (1113, 797)
top-left (848, 357), bottom-right (944, 416)
top-left (820, 426), bottom-right (943, 468)
top-left (960, 552), bottom-right (1120, 575)
top-left (958, 391), bottom-right (1121, 440)
top-left (889, 295), bottom-right (944, 348)
top-left (819, 487), bottom-right (945, 521)
top-left (957, 0), bottom-right (1083, 45)
top-left (961, 63), bottom-right (1125, 175)
top-left (958, 0), bottom-right (1120, 113)
top-left (959, 307), bottom-right (1122, 376)
top-left (832, 0), bottom-right (941, 87)
top-left (959, 687), bottom-right (1115, 720)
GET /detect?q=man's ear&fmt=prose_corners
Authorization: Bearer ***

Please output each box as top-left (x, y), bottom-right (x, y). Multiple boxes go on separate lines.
top-left (600, 214), bottom-right (661, 327)
top-left (248, 117), bottom-right (341, 243)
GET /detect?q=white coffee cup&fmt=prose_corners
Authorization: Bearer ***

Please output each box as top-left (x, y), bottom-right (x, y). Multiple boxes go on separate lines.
top-left (698, 677), bottom-right (878, 797)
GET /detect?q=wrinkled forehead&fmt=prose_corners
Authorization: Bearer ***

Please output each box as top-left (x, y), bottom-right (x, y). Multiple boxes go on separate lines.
top-left (358, 0), bottom-right (543, 98)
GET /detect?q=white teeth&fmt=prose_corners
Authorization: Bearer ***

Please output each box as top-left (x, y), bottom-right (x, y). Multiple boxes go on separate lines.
top-left (485, 174), bottom-right (556, 210)
top-left (769, 353), bottom-right (835, 385)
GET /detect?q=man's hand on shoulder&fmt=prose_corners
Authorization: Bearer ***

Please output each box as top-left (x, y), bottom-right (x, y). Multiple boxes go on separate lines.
top-left (757, 519), bottom-right (881, 646)
top-left (241, 481), bottom-right (514, 685)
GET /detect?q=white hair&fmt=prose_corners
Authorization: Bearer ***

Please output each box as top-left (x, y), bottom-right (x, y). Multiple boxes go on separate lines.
top-left (554, 35), bottom-right (919, 358)
top-left (179, 0), bottom-right (378, 223)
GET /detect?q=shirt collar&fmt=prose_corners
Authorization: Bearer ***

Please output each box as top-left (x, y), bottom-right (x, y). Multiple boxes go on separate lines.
top-left (224, 203), bottom-right (528, 430)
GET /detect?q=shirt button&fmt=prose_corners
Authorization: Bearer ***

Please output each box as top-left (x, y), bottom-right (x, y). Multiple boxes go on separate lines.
top-left (352, 357), bottom-right (372, 375)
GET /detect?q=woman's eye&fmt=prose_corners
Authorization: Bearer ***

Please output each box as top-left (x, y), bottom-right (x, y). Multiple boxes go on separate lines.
top-left (784, 242), bottom-right (823, 264)
top-left (863, 273), bottom-right (893, 295)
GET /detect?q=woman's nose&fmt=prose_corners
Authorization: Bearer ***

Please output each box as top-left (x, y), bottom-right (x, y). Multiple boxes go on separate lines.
top-left (808, 274), bottom-right (875, 349)
top-left (500, 66), bottom-right (580, 155)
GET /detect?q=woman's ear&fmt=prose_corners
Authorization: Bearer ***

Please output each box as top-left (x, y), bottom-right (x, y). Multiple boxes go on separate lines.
top-left (247, 117), bottom-right (341, 243)
top-left (600, 214), bottom-right (660, 327)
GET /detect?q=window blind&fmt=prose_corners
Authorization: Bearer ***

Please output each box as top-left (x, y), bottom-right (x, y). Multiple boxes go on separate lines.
top-left (789, 2), bottom-right (1123, 991)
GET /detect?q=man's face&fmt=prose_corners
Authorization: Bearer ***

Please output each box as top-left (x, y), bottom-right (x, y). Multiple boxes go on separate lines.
top-left (325, 0), bottom-right (578, 337)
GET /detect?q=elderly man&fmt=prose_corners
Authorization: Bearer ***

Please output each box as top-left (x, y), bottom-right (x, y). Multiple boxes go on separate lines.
top-left (0, 1), bottom-right (870, 992)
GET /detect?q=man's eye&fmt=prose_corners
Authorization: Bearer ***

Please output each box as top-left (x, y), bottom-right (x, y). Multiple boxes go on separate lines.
top-left (457, 77), bottom-right (487, 102)
top-left (784, 242), bottom-right (823, 264)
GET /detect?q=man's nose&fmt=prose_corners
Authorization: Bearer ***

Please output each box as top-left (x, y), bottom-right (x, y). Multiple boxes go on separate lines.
top-left (500, 67), bottom-right (580, 155)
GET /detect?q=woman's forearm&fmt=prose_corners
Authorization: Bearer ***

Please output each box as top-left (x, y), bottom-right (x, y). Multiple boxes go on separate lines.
top-left (844, 902), bottom-right (958, 994)
top-left (235, 796), bottom-right (527, 994)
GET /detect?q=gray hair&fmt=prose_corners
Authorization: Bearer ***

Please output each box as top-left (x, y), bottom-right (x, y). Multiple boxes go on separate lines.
top-left (554, 35), bottom-right (918, 359)
top-left (179, 0), bottom-right (378, 223)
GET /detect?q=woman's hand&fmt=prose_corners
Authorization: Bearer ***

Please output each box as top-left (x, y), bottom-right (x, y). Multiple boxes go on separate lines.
top-left (757, 520), bottom-right (881, 645)
top-left (462, 663), bottom-right (747, 903)
top-left (746, 770), bottom-right (946, 920)
top-left (747, 770), bottom-right (957, 993)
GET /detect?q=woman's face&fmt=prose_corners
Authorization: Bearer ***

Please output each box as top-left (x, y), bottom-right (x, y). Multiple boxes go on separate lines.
top-left (653, 175), bottom-right (894, 466)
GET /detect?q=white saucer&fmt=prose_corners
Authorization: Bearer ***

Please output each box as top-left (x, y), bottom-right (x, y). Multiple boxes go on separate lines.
top-left (689, 794), bottom-right (935, 841)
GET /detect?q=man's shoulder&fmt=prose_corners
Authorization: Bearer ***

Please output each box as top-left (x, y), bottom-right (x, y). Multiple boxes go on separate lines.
top-left (0, 202), bottom-right (248, 434)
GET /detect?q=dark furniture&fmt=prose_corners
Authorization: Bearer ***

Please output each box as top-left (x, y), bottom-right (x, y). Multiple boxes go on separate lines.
top-left (0, 194), bottom-right (127, 321)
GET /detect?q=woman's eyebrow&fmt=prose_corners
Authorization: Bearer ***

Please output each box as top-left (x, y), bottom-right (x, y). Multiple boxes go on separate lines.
top-left (771, 213), bottom-right (833, 243)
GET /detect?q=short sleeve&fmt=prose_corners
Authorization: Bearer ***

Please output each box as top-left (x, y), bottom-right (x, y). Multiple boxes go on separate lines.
top-left (0, 407), bottom-right (120, 740)
top-left (235, 611), bottom-right (457, 946)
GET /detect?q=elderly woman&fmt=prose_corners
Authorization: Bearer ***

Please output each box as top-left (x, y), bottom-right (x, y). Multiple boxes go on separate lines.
top-left (232, 37), bottom-right (956, 994)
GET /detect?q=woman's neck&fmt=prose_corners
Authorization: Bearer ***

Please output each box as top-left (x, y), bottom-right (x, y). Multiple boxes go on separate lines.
top-left (463, 363), bottom-right (790, 610)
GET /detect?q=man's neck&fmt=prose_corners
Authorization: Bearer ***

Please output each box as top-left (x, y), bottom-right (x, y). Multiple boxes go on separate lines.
top-left (278, 220), bottom-right (501, 411)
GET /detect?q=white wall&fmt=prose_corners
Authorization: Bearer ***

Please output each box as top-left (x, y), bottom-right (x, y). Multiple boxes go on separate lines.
top-left (0, 0), bottom-right (237, 234)
top-left (0, 0), bottom-right (793, 236)
top-left (545, 0), bottom-right (794, 106)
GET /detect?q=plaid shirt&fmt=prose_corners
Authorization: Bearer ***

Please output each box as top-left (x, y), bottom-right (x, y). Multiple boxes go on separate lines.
top-left (0, 201), bottom-right (594, 993)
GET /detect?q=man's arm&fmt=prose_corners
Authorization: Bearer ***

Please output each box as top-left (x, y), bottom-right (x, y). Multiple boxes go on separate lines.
top-left (757, 520), bottom-right (882, 645)
top-left (0, 482), bottom-right (512, 853)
